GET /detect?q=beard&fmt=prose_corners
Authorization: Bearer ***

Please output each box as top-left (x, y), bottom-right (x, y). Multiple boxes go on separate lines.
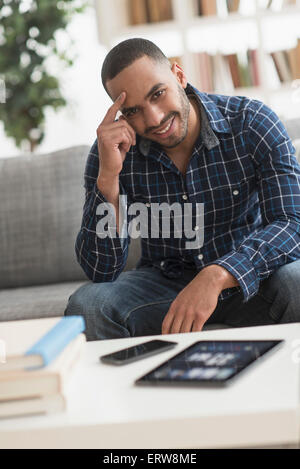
top-left (147, 84), bottom-right (190, 149)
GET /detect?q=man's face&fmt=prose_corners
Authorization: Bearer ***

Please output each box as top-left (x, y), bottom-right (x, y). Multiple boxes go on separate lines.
top-left (106, 56), bottom-right (190, 149)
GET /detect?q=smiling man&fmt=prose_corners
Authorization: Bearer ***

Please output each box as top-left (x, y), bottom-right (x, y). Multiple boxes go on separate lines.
top-left (64, 38), bottom-right (300, 341)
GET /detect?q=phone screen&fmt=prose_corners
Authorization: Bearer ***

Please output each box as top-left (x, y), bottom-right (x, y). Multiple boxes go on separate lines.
top-left (100, 339), bottom-right (177, 365)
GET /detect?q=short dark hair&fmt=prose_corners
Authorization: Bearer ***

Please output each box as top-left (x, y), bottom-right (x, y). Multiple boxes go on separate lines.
top-left (101, 38), bottom-right (170, 93)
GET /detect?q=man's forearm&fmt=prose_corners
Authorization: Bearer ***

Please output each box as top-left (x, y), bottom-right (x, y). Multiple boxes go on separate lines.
top-left (198, 264), bottom-right (239, 294)
top-left (97, 174), bottom-right (121, 236)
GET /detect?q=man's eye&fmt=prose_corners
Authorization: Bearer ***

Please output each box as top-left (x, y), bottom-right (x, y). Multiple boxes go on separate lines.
top-left (125, 108), bottom-right (138, 118)
top-left (153, 90), bottom-right (164, 99)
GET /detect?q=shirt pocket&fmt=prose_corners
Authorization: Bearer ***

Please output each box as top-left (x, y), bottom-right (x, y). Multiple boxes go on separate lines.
top-left (209, 177), bottom-right (256, 224)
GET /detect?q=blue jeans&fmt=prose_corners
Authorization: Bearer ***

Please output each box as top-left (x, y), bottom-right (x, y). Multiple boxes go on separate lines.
top-left (64, 259), bottom-right (300, 341)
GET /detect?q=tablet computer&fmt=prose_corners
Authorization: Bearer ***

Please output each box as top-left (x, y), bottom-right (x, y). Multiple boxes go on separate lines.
top-left (135, 340), bottom-right (284, 387)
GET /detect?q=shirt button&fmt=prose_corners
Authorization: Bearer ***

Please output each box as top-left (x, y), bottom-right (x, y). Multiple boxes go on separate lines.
top-left (233, 190), bottom-right (239, 196)
top-left (145, 202), bottom-right (151, 207)
top-left (194, 225), bottom-right (199, 231)
top-left (198, 254), bottom-right (203, 260)
top-left (182, 194), bottom-right (188, 200)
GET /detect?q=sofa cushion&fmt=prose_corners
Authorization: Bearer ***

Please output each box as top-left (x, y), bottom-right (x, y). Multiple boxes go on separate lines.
top-left (0, 144), bottom-right (142, 290)
top-left (284, 118), bottom-right (300, 141)
top-left (0, 281), bottom-right (88, 321)
top-left (0, 146), bottom-right (91, 288)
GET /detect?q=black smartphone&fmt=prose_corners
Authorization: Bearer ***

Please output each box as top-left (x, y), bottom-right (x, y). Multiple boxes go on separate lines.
top-left (99, 339), bottom-right (178, 365)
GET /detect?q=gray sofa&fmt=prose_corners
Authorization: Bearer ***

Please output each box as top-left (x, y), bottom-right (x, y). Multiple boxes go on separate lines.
top-left (0, 144), bottom-right (141, 322)
top-left (1, 118), bottom-right (300, 323)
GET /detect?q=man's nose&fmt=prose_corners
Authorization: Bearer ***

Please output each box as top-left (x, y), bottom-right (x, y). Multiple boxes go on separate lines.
top-left (144, 106), bottom-right (165, 132)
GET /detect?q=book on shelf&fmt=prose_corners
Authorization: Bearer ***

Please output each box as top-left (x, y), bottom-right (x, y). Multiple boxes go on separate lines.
top-left (212, 53), bottom-right (235, 94)
top-left (270, 41), bottom-right (300, 82)
top-left (289, 39), bottom-right (300, 79)
top-left (226, 0), bottom-right (240, 13)
top-left (158, 0), bottom-right (173, 21)
top-left (197, 0), bottom-right (218, 16)
top-left (226, 53), bottom-right (242, 88)
top-left (0, 393), bottom-right (66, 419)
top-left (193, 49), bottom-right (261, 93)
top-left (264, 0), bottom-right (297, 9)
top-left (269, 52), bottom-right (285, 83)
top-left (197, 0), bottom-right (241, 16)
top-left (129, 0), bottom-right (173, 25)
top-left (287, 48), bottom-right (299, 80)
top-left (0, 315), bottom-right (85, 372)
top-left (0, 332), bottom-right (86, 401)
top-left (129, 0), bottom-right (148, 25)
top-left (265, 54), bottom-right (282, 87)
top-left (247, 49), bottom-right (260, 87)
top-left (295, 39), bottom-right (300, 77)
top-left (237, 50), bottom-right (252, 88)
top-left (270, 50), bottom-right (292, 82)
top-left (146, 0), bottom-right (161, 23)
top-left (194, 52), bottom-right (214, 92)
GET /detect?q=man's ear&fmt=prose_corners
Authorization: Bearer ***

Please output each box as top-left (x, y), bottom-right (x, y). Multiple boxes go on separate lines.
top-left (171, 62), bottom-right (188, 89)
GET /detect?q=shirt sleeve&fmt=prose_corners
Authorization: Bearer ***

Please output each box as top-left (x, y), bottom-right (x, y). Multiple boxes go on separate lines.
top-left (207, 101), bottom-right (300, 303)
top-left (75, 139), bottom-right (132, 282)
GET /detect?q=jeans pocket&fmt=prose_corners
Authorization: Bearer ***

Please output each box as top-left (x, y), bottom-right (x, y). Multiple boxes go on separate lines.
top-left (224, 290), bottom-right (276, 328)
top-left (256, 278), bottom-right (286, 323)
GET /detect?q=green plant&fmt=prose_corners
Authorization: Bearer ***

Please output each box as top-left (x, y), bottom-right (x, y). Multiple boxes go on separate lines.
top-left (0, 0), bottom-right (88, 152)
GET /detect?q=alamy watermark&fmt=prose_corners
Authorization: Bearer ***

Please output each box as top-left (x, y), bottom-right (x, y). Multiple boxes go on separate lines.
top-left (96, 196), bottom-right (205, 250)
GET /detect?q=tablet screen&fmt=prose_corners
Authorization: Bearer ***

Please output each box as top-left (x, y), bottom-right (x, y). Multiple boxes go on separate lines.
top-left (135, 340), bottom-right (283, 386)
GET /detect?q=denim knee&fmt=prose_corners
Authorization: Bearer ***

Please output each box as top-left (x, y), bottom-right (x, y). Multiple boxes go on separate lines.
top-left (64, 281), bottom-right (117, 341)
top-left (264, 259), bottom-right (300, 323)
top-left (64, 281), bottom-right (131, 341)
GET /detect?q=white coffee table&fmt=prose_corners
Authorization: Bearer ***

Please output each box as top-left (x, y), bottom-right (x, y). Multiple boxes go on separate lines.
top-left (1, 323), bottom-right (300, 449)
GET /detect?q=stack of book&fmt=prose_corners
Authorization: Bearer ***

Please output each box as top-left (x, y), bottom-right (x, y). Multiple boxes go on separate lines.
top-left (0, 316), bottom-right (86, 419)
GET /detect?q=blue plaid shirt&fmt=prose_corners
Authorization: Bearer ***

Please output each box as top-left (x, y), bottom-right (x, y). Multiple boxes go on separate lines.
top-left (77, 83), bottom-right (300, 303)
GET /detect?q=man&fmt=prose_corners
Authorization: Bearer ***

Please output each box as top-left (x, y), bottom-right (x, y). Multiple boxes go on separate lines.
top-left (65, 38), bottom-right (300, 341)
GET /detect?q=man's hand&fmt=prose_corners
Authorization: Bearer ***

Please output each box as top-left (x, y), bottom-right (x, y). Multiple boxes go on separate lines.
top-left (161, 265), bottom-right (239, 334)
top-left (96, 91), bottom-right (136, 178)
top-left (96, 91), bottom-right (136, 236)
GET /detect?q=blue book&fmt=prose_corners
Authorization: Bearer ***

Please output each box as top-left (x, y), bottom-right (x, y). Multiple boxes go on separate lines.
top-left (0, 316), bottom-right (85, 372)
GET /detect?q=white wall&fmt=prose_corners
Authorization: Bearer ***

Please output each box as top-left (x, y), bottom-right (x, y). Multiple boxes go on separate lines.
top-left (0, 4), bottom-right (110, 158)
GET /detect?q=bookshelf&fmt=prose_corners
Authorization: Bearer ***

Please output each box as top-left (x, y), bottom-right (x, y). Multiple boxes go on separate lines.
top-left (94, 0), bottom-right (300, 119)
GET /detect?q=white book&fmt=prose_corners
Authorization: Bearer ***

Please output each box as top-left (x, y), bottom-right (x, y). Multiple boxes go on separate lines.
top-left (266, 54), bottom-right (281, 88)
top-left (272, 50), bottom-right (292, 82)
top-left (0, 393), bottom-right (66, 419)
top-left (0, 333), bottom-right (86, 401)
top-left (0, 316), bottom-right (85, 372)
top-left (213, 53), bottom-right (235, 94)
